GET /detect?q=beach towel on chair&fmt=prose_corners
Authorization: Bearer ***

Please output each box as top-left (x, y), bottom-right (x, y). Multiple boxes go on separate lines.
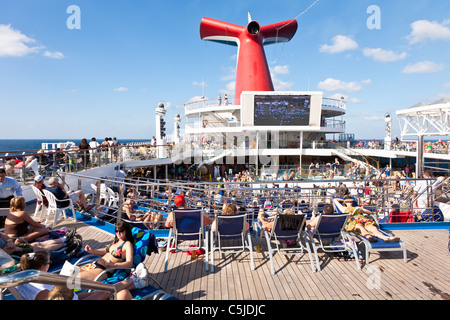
top-left (101, 227), bottom-right (158, 285)
top-left (278, 215), bottom-right (304, 231)
top-left (132, 227), bottom-right (159, 265)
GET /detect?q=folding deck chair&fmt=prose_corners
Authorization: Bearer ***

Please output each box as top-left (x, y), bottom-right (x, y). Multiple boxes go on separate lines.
top-left (307, 213), bottom-right (362, 271)
top-left (261, 214), bottom-right (316, 274)
top-left (164, 209), bottom-right (209, 272)
top-left (210, 213), bottom-right (254, 272)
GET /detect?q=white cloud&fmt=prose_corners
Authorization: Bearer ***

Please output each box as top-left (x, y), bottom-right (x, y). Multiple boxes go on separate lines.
top-left (43, 51), bottom-right (65, 59)
top-left (114, 87), bottom-right (129, 92)
top-left (362, 48), bottom-right (408, 62)
top-left (317, 78), bottom-right (370, 92)
top-left (0, 24), bottom-right (41, 57)
top-left (362, 115), bottom-right (384, 121)
top-left (271, 65), bottom-right (290, 75)
top-left (406, 19), bottom-right (450, 44)
top-left (219, 66), bottom-right (236, 81)
top-left (273, 78), bottom-right (293, 91)
top-left (328, 93), bottom-right (362, 104)
top-left (402, 61), bottom-right (445, 74)
top-left (188, 96), bottom-right (205, 103)
top-left (192, 81), bottom-right (207, 87)
top-left (0, 24), bottom-right (65, 59)
top-left (226, 81), bottom-right (235, 92)
top-left (319, 35), bottom-right (358, 54)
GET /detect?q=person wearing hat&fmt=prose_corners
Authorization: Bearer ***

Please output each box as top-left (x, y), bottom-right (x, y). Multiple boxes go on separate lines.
top-left (333, 195), bottom-right (400, 243)
top-left (46, 177), bottom-right (93, 212)
top-left (33, 175), bottom-right (48, 207)
top-left (164, 194), bottom-right (213, 228)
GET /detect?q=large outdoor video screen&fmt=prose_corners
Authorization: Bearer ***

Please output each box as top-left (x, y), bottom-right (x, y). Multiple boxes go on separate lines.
top-left (254, 95), bottom-right (311, 126)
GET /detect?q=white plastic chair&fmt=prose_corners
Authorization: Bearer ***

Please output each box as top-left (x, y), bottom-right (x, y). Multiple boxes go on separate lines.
top-left (43, 189), bottom-right (77, 227)
top-left (31, 186), bottom-right (47, 221)
top-left (106, 187), bottom-right (119, 207)
top-left (91, 183), bottom-right (108, 205)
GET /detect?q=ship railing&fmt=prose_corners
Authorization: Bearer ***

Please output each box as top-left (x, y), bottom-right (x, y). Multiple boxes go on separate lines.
top-left (185, 119), bottom-right (241, 130)
top-left (184, 96), bottom-right (235, 111)
top-left (323, 119), bottom-right (345, 129)
top-left (322, 97), bottom-right (347, 111)
top-left (330, 141), bottom-right (381, 176)
top-left (0, 269), bottom-right (118, 300)
top-left (183, 96), bottom-right (345, 112)
top-left (0, 143), bottom-right (173, 185)
top-left (348, 139), bottom-right (450, 155)
top-left (60, 172), bottom-right (449, 231)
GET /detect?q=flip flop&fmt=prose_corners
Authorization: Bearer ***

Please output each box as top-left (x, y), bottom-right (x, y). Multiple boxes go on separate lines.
top-left (385, 237), bottom-right (400, 243)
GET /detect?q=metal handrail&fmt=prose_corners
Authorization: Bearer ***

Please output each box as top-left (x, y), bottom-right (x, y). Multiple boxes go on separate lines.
top-left (0, 270), bottom-right (118, 300)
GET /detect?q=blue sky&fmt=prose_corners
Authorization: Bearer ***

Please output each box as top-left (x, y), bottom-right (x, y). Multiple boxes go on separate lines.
top-left (1, 0), bottom-right (449, 140)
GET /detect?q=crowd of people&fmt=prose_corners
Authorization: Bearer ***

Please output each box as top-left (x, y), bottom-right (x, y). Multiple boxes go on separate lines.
top-left (1, 153), bottom-right (448, 300)
top-left (352, 138), bottom-right (450, 154)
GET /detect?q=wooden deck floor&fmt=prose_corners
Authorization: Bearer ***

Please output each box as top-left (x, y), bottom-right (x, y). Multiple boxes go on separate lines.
top-left (32, 205), bottom-right (450, 301)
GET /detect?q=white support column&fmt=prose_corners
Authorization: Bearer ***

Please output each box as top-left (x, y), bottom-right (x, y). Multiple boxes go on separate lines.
top-left (417, 135), bottom-right (424, 177)
top-left (155, 103), bottom-right (167, 158)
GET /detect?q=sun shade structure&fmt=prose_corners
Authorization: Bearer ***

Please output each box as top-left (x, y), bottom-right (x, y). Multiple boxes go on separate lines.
top-left (396, 99), bottom-right (450, 138)
top-left (396, 99), bottom-right (450, 176)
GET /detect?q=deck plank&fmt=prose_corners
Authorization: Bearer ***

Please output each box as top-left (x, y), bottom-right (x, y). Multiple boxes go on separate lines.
top-left (31, 205), bottom-right (450, 301)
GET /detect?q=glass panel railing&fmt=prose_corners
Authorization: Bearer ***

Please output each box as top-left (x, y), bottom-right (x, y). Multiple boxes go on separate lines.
top-left (329, 141), bottom-right (380, 176)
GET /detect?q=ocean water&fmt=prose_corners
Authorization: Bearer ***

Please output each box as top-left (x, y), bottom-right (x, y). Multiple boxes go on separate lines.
top-left (0, 139), bottom-right (150, 155)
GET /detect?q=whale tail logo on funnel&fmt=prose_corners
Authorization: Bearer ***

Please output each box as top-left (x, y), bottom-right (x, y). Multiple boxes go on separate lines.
top-left (200, 16), bottom-right (298, 105)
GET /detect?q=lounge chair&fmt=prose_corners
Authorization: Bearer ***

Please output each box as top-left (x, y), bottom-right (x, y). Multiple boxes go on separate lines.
top-left (210, 213), bottom-right (254, 272)
top-left (164, 209), bottom-right (209, 272)
top-left (354, 219), bottom-right (408, 264)
top-left (307, 213), bottom-right (362, 271)
top-left (261, 214), bottom-right (316, 274)
top-left (71, 226), bottom-right (162, 290)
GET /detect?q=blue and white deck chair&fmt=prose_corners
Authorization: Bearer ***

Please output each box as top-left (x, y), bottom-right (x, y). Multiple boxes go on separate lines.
top-left (354, 219), bottom-right (407, 264)
top-left (307, 213), bottom-right (361, 271)
top-left (281, 202), bottom-right (294, 210)
top-left (164, 209), bottom-right (209, 272)
top-left (210, 213), bottom-right (255, 272)
top-left (262, 214), bottom-right (316, 274)
top-left (333, 197), bottom-right (407, 264)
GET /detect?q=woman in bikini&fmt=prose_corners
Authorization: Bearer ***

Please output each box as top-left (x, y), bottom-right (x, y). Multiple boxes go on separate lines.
top-left (5, 196), bottom-right (49, 243)
top-left (333, 195), bottom-right (400, 243)
top-left (80, 221), bottom-right (134, 281)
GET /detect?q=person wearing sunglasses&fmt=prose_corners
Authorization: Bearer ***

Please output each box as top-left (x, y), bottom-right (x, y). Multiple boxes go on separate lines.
top-left (79, 221), bottom-right (134, 281)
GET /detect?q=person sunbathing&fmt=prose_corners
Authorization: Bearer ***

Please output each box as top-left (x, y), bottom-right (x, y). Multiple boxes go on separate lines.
top-left (333, 195), bottom-right (400, 242)
top-left (79, 221), bottom-right (134, 281)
